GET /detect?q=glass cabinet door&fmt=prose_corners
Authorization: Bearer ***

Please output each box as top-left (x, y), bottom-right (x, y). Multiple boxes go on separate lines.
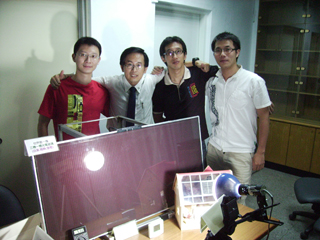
top-left (256, 0), bottom-right (320, 123)
top-left (258, 0), bottom-right (307, 26)
top-left (297, 0), bottom-right (320, 120)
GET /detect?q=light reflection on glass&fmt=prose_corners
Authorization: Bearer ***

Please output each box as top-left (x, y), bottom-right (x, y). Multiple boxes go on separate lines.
top-left (84, 149), bottom-right (104, 171)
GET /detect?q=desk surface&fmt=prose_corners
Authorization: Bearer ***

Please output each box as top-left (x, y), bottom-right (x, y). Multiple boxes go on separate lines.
top-left (125, 204), bottom-right (278, 240)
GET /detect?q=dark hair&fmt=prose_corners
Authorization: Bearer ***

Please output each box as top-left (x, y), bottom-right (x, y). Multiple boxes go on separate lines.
top-left (211, 32), bottom-right (241, 52)
top-left (159, 36), bottom-right (187, 57)
top-left (73, 37), bottom-right (102, 56)
top-left (119, 47), bottom-right (149, 67)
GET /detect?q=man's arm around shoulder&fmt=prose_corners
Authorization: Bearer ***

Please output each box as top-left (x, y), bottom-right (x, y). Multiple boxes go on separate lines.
top-left (93, 75), bottom-right (130, 90)
top-left (37, 115), bottom-right (51, 137)
top-left (185, 59), bottom-right (219, 75)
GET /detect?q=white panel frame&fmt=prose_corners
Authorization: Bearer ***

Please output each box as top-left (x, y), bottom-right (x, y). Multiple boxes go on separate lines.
top-left (155, 1), bottom-right (212, 63)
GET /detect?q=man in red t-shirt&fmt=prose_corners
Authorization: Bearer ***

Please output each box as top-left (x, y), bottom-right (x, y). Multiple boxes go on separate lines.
top-left (37, 37), bottom-right (109, 140)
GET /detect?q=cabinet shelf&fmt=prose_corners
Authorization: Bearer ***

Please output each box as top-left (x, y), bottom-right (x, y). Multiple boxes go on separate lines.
top-left (299, 91), bottom-right (320, 97)
top-left (259, 23), bottom-right (304, 27)
top-left (270, 116), bottom-right (320, 128)
top-left (256, 71), bottom-right (300, 77)
top-left (268, 88), bottom-right (298, 94)
top-left (256, 71), bottom-right (320, 79)
top-left (257, 49), bottom-right (320, 53)
top-left (268, 88), bottom-right (320, 97)
top-left (259, 22), bottom-right (320, 27)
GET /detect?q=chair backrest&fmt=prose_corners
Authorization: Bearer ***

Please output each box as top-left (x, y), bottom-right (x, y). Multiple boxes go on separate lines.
top-left (0, 185), bottom-right (26, 227)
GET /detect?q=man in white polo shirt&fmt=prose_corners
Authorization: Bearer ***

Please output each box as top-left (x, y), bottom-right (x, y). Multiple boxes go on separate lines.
top-left (206, 32), bottom-right (271, 203)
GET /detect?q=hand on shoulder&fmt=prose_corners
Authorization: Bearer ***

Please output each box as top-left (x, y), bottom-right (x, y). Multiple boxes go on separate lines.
top-left (151, 66), bottom-right (164, 75)
top-left (50, 70), bottom-right (69, 89)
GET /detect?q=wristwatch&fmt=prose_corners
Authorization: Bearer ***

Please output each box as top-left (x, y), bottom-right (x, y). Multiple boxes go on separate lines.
top-left (192, 57), bottom-right (199, 67)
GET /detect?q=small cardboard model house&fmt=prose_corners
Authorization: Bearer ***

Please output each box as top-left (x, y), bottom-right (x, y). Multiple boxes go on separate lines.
top-left (173, 167), bottom-right (232, 230)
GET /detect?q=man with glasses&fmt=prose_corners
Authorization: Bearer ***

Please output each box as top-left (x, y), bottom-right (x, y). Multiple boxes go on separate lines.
top-left (38, 37), bottom-right (109, 140)
top-left (152, 36), bottom-right (219, 159)
top-left (206, 32), bottom-right (271, 203)
top-left (94, 47), bottom-right (163, 127)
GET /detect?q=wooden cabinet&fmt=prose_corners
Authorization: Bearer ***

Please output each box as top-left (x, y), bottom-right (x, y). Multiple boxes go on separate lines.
top-left (256, 0), bottom-right (320, 124)
top-left (286, 124), bottom-right (315, 171)
top-left (265, 121), bottom-right (290, 165)
top-left (265, 119), bottom-right (319, 173)
top-left (310, 129), bottom-right (320, 174)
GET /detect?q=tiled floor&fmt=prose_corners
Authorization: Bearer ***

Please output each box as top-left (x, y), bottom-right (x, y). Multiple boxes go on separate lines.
top-left (245, 168), bottom-right (319, 240)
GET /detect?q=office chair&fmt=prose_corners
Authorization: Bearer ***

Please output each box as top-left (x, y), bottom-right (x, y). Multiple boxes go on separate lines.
top-left (289, 177), bottom-right (320, 239)
top-left (0, 185), bottom-right (26, 227)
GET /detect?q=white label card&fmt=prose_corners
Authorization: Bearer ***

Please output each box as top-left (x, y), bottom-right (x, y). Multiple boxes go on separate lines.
top-left (24, 136), bottom-right (59, 157)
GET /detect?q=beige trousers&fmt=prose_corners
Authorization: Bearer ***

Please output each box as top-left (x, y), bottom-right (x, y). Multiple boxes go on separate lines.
top-left (206, 143), bottom-right (253, 205)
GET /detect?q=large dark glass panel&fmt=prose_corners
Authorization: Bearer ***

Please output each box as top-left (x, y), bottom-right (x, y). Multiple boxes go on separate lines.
top-left (32, 117), bottom-right (202, 239)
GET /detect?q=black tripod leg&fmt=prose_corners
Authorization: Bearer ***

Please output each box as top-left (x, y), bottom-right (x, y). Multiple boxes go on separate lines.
top-left (205, 230), bottom-right (232, 240)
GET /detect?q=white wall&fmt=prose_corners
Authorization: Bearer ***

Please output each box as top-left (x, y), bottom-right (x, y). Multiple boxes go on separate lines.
top-left (91, 0), bottom-right (259, 75)
top-left (154, 7), bottom-right (201, 67)
top-left (91, 0), bottom-right (156, 77)
top-left (210, 0), bottom-right (259, 71)
top-left (0, 0), bottom-right (77, 216)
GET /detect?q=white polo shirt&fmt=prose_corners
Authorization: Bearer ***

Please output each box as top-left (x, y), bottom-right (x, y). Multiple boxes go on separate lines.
top-left (94, 73), bottom-right (164, 124)
top-left (206, 66), bottom-right (271, 153)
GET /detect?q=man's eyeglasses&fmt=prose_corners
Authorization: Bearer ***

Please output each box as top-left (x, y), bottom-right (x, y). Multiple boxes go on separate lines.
top-left (77, 53), bottom-right (99, 60)
top-left (213, 47), bottom-right (237, 55)
top-left (164, 49), bottom-right (184, 57)
top-left (125, 63), bottom-right (143, 70)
